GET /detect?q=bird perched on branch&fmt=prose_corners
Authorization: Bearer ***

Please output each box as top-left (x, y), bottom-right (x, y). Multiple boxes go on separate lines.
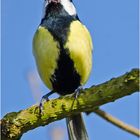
top-left (33, 0), bottom-right (93, 139)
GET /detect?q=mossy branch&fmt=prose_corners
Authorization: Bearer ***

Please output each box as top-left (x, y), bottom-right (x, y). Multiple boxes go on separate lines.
top-left (1, 68), bottom-right (139, 140)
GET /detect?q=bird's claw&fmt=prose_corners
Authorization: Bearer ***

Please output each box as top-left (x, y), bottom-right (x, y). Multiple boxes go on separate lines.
top-left (39, 95), bottom-right (49, 114)
top-left (74, 86), bottom-right (83, 99)
top-left (38, 91), bottom-right (54, 114)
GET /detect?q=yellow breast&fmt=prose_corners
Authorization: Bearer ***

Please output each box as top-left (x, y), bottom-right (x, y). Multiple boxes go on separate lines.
top-left (33, 26), bottom-right (60, 90)
top-left (64, 21), bottom-right (93, 85)
top-left (33, 20), bottom-right (93, 91)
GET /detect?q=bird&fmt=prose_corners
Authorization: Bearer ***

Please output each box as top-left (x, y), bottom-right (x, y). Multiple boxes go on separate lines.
top-left (33, 0), bottom-right (93, 139)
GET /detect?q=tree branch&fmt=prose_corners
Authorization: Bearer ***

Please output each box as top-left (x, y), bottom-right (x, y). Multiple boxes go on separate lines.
top-left (94, 109), bottom-right (140, 137)
top-left (1, 68), bottom-right (139, 140)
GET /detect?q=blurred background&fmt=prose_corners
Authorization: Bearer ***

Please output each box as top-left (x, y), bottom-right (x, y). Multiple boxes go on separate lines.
top-left (1, 0), bottom-right (139, 140)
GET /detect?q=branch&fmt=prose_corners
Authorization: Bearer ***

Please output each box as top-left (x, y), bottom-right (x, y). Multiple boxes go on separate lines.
top-left (94, 109), bottom-right (140, 137)
top-left (1, 68), bottom-right (139, 140)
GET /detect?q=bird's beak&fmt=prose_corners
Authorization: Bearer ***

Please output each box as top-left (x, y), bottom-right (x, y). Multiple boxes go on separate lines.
top-left (48, 0), bottom-right (61, 3)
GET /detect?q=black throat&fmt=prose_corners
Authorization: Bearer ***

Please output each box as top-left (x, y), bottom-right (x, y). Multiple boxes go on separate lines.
top-left (41, 3), bottom-right (79, 45)
top-left (40, 3), bottom-right (81, 95)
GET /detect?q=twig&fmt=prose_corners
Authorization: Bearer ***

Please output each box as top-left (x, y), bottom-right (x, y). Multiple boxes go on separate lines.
top-left (1, 68), bottom-right (139, 140)
top-left (94, 109), bottom-right (140, 137)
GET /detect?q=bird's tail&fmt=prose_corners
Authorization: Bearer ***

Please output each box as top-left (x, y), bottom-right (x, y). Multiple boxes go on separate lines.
top-left (66, 113), bottom-right (89, 140)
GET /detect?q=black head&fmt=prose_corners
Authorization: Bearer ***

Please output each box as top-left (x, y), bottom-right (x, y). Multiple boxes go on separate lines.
top-left (43, 0), bottom-right (76, 17)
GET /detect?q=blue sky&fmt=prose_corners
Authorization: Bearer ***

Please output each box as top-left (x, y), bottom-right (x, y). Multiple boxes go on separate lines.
top-left (1, 0), bottom-right (139, 140)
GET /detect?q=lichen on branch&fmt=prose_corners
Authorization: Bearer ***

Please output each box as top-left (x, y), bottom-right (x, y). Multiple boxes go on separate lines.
top-left (1, 68), bottom-right (139, 140)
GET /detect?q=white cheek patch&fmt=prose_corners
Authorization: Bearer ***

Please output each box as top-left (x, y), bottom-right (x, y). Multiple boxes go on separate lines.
top-left (61, 0), bottom-right (76, 16)
top-left (44, 0), bottom-right (48, 7)
top-left (42, 0), bottom-right (77, 17)
top-left (42, 1), bottom-right (48, 17)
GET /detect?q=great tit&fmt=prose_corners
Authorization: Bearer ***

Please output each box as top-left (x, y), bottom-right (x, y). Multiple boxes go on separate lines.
top-left (33, 0), bottom-right (93, 139)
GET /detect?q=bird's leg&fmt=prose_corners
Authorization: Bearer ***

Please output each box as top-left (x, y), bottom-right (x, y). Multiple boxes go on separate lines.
top-left (39, 90), bottom-right (55, 114)
top-left (70, 86), bottom-right (84, 110)
top-left (74, 86), bottom-right (84, 99)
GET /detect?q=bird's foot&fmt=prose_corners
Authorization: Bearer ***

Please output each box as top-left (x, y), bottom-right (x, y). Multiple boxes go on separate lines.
top-left (74, 86), bottom-right (84, 99)
top-left (39, 91), bottom-right (54, 114)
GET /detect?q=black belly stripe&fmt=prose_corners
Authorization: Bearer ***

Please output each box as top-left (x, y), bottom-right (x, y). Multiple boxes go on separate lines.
top-left (40, 3), bottom-right (81, 95)
top-left (51, 48), bottom-right (81, 95)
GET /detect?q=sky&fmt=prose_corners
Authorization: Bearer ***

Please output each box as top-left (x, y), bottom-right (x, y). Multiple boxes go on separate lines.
top-left (1, 0), bottom-right (139, 140)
